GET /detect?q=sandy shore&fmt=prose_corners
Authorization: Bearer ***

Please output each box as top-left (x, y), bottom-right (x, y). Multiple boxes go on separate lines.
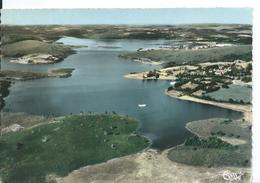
top-left (166, 89), bottom-right (252, 123)
top-left (56, 149), bottom-right (250, 183)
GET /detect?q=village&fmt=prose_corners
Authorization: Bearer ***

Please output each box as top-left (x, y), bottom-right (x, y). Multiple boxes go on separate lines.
top-left (126, 59), bottom-right (252, 104)
top-left (137, 41), bottom-right (235, 52)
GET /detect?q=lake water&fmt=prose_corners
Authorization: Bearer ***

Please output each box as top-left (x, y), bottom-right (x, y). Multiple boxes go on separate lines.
top-left (2, 37), bottom-right (242, 149)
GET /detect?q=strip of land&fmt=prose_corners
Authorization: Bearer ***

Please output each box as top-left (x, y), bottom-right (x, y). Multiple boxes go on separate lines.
top-left (166, 90), bottom-right (252, 123)
top-left (0, 68), bottom-right (75, 81)
top-left (120, 45), bottom-right (252, 66)
top-left (1, 24), bottom-right (252, 44)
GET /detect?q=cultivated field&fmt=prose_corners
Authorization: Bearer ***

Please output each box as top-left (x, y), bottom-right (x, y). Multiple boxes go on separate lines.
top-left (205, 84), bottom-right (252, 103)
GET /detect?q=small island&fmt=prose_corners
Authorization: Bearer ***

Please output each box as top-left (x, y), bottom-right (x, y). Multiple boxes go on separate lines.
top-left (0, 68), bottom-right (75, 81)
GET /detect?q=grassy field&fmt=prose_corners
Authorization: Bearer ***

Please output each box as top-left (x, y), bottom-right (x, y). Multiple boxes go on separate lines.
top-left (2, 40), bottom-right (74, 59)
top-left (168, 118), bottom-right (251, 167)
top-left (168, 144), bottom-right (250, 167)
top-left (120, 45), bottom-right (252, 66)
top-left (186, 118), bottom-right (251, 143)
top-left (0, 114), bottom-right (149, 183)
top-left (205, 84), bottom-right (252, 104)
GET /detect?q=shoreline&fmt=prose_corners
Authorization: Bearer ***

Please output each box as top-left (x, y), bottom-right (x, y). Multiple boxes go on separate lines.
top-left (165, 89), bottom-right (252, 123)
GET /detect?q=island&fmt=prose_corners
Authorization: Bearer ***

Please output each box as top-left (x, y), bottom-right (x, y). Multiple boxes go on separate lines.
top-left (0, 68), bottom-right (75, 81)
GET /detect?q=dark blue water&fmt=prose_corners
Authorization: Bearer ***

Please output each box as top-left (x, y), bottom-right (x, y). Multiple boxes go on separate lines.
top-left (2, 37), bottom-right (242, 149)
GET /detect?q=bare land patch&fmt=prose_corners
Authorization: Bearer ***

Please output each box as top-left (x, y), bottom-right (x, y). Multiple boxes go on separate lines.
top-left (56, 149), bottom-right (251, 183)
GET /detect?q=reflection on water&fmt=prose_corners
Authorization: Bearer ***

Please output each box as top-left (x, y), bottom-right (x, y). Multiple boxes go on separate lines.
top-left (2, 37), bottom-right (242, 150)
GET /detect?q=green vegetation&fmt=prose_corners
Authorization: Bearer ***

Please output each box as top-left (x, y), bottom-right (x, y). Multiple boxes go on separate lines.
top-left (164, 60), bottom-right (252, 105)
top-left (1, 24), bottom-right (252, 44)
top-left (121, 45), bottom-right (252, 65)
top-left (184, 136), bottom-right (233, 149)
top-left (241, 76), bottom-right (252, 83)
top-left (48, 68), bottom-right (75, 78)
top-left (168, 144), bottom-right (250, 167)
top-left (1, 70), bottom-right (48, 80)
top-left (0, 68), bottom-right (75, 81)
top-left (2, 40), bottom-right (75, 59)
top-left (0, 114), bottom-right (149, 183)
top-left (145, 70), bottom-right (160, 79)
top-left (223, 52), bottom-right (252, 61)
top-left (186, 118), bottom-right (251, 142)
top-left (0, 80), bottom-right (11, 110)
top-left (168, 118), bottom-right (252, 167)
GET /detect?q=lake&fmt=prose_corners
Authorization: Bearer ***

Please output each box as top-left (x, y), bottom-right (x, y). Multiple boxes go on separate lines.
top-left (2, 37), bottom-right (242, 149)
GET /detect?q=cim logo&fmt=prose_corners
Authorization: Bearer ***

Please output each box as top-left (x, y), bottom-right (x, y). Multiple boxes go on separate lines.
top-left (222, 170), bottom-right (245, 181)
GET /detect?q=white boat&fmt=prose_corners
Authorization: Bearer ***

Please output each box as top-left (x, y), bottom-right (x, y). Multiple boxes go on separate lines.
top-left (170, 81), bottom-right (176, 86)
top-left (138, 104), bottom-right (147, 107)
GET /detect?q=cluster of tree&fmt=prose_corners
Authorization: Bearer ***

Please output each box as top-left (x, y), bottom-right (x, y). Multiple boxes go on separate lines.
top-left (204, 86), bottom-right (221, 93)
top-left (0, 80), bottom-right (11, 112)
top-left (184, 136), bottom-right (234, 149)
top-left (192, 81), bottom-right (221, 94)
top-left (146, 69), bottom-right (160, 79)
top-left (167, 86), bottom-right (174, 91)
top-left (163, 61), bottom-right (177, 68)
top-left (203, 35), bottom-right (252, 45)
top-left (221, 119), bottom-right (233, 124)
top-left (204, 65), bottom-right (220, 71)
top-left (241, 76), bottom-right (252, 83)
top-left (222, 52), bottom-right (252, 62)
top-left (222, 84), bottom-right (229, 88)
top-left (173, 79), bottom-right (189, 88)
top-left (246, 63), bottom-right (252, 72)
top-left (211, 130), bottom-right (226, 136)
top-left (225, 65), bottom-right (251, 78)
top-left (197, 94), bottom-right (250, 105)
top-left (228, 98), bottom-right (250, 104)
